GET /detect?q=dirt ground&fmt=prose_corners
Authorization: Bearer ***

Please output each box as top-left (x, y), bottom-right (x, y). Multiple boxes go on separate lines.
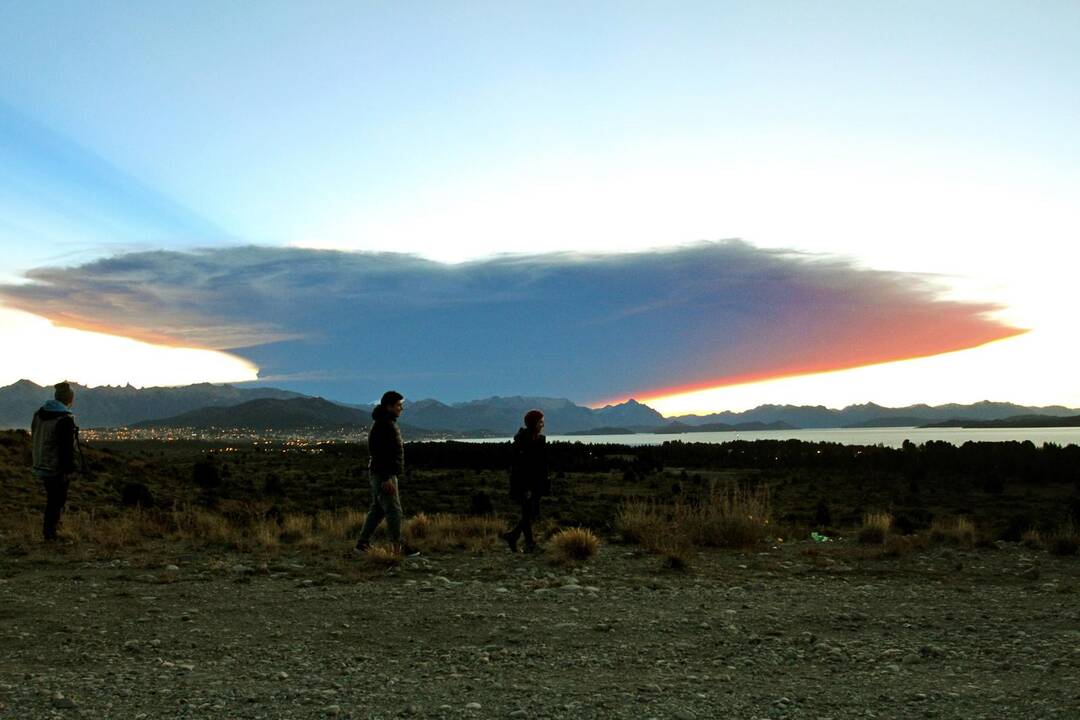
top-left (1, 538), bottom-right (1078, 720)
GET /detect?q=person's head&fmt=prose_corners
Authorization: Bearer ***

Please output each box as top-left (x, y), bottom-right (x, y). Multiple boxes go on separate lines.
top-left (381, 390), bottom-right (404, 418)
top-left (524, 409), bottom-right (544, 434)
top-left (54, 382), bottom-right (74, 407)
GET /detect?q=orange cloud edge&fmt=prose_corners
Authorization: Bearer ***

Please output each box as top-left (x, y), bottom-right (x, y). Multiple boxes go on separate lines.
top-left (590, 328), bottom-right (1029, 409)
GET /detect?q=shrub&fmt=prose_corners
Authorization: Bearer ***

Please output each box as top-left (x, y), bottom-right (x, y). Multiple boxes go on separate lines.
top-left (1048, 522), bottom-right (1078, 557)
top-left (615, 500), bottom-right (667, 549)
top-left (362, 543), bottom-right (402, 567)
top-left (929, 516), bottom-right (975, 547)
top-left (1021, 528), bottom-right (1043, 550)
top-left (403, 513), bottom-right (502, 552)
top-left (678, 483), bottom-right (772, 549)
top-left (549, 527), bottom-right (600, 563)
top-left (858, 512), bottom-right (893, 545)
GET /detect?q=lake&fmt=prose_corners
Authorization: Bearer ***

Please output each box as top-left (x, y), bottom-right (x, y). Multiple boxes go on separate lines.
top-left (462, 426), bottom-right (1080, 448)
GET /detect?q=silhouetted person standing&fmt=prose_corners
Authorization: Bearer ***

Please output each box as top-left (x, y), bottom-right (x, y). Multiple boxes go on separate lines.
top-left (502, 409), bottom-right (549, 553)
top-left (355, 391), bottom-right (419, 556)
top-left (31, 382), bottom-right (79, 542)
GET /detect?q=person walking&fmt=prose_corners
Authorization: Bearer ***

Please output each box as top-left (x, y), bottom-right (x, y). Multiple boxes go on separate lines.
top-left (501, 409), bottom-right (549, 553)
top-left (355, 391), bottom-right (419, 556)
top-left (31, 382), bottom-right (81, 542)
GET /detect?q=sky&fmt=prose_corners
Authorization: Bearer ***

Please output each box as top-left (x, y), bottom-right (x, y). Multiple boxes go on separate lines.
top-left (0, 1), bottom-right (1077, 412)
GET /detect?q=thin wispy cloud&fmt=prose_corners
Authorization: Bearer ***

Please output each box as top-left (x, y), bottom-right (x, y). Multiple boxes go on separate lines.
top-left (0, 242), bottom-right (1023, 403)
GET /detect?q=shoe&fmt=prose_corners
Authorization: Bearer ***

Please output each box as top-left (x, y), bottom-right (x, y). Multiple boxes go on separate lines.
top-left (353, 541), bottom-right (371, 555)
top-left (500, 531), bottom-right (518, 553)
top-left (523, 542), bottom-right (542, 554)
top-left (399, 543), bottom-right (421, 558)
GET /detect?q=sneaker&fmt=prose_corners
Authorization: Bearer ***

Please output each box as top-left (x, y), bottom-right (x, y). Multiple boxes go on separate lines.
top-left (399, 543), bottom-right (421, 558)
top-left (499, 531), bottom-right (518, 553)
top-left (523, 542), bottom-right (542, 554)
top-left (353, 541), bottom-right (371, 555)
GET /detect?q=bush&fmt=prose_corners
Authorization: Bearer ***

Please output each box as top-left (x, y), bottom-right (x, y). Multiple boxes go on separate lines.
top-left (858, 512), bottom-right (892, 545)
top-left (362, 543), bottom-right (402, 567)
top-left (1048, 521), bottom-right (1078, 557)
top-left (615, 500), bottom-right (667, 549)
top-left (929, 516), bottom-right (975, 547)
top-left (549, 527), bottom-right (600, 563)
top-left (678, 484), bottom-right (772, 549)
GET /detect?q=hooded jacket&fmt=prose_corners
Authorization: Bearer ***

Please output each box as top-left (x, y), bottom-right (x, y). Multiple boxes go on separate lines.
top-left (509, 427), bottom-right (549, 500)
top-left (31, 400), bottom-right (78, 477)
top-left (367, 404), bottom-right (404, 477)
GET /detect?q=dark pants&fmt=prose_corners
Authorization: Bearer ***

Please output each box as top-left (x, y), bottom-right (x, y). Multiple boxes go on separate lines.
top-left (42, 474), bottom-right (70, 541)
top-left (508, 493), bottom-right (542, 547)
top-left (357, 474), bottom-right (403, 546)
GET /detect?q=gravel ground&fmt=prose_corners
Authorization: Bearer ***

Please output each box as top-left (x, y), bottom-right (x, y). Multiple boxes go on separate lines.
top-left (1, 540), bottom-right (1078, 719)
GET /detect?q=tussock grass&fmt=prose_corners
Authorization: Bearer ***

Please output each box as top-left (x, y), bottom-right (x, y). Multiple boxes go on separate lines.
top-left (678, 484), bottom-right (771, 549)
top-left (616, 500), bottom-right (667, 547)
top-left (883, 534), bottom-right (926, 558)
top-left (548, 527), bottom-right (600, 563)
top-left (858, 511), bottom-right (893, 545)
top-left (617, 484), bottom-right (772, 554)
top-left (404, 512), bottom-right (503, 552)
top-left (929, 516), bottom-right (976, 547)
top-left (1049, 522), bottom-right (1079, 557)
top-left (362, 543), bottom-right (402, 568)
top-left (1021, 528), bottom-right (1043, 550)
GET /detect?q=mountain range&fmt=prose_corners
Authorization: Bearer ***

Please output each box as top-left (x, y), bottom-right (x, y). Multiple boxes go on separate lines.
top-left (3, 380), bottom-right (1079, 435)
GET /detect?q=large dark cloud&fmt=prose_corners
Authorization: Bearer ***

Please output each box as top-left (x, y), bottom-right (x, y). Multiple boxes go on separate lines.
top-left (0, 242), bottom-right (1022, 403)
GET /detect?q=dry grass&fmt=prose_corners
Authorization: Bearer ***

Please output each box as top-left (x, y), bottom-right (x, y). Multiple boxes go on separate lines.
top-left (1049, 522), bottom-right (1079, 557)
top-left (857, 511), bottom-right (893, 545)
top-left (1021, 528), bottom-right (1043, 550)
top-left (929, 516), bottom-right (976, 547)
top-left (548, 527), bottom-right (601, 563)
top-left (616, 483), bottom-right (772, 554)
top-left (616, 499), bottom-right (667, 548)
top-left (1, 505), bottom-right (378, 555)
top-left (404, 512), bottom-right (503, 552)
top-left (361, 543), bottom-right (403, 568)
top-left (678, 484), bottom-right (771, 549)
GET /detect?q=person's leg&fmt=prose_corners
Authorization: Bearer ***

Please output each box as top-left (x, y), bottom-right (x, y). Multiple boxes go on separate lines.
top-left (355, 476), bottom-right (387, 548)
top-left (521, 494), bottom-right (536, 549)
top-left (523, 494), bottom-right (542, 550)
top-left (502, 497), bottom-right (528, 550)
top-left (382, 477), bottom-right (404, 545)
top-left (42, 475), bottom-right (69, 541)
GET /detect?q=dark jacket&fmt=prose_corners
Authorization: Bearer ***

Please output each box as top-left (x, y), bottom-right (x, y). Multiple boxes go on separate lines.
top-left (509, 427), bottom-right (549, 500)
top-left (368, 404), bottom-right (404, 477)
top-left (31, 401), bottom-right (78, 477)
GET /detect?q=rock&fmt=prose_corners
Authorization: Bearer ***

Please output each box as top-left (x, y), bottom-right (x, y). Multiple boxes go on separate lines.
top-left (232, 564), bottom-right (255, 575)
top-left (321, 704), bottom-right (342, 716)
top-left (164, 565), bottom-right (180, 572)
top-left (465, 701), bottom-right (483, 710)
top-left (52, 692), bottom-right (77, 709)
top-left (1020, 566), bottom-right (1040, 581)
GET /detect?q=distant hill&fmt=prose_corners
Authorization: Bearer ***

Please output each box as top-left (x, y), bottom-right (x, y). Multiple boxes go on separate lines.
top-left (403, 396), bottom-right (661, 435)
top-left (653, 420), bottom-right (796, 434)
top-left (132, 397), bottom-right (371, 431)
top-left (671, 401), bottom-right (1080, 429)
top-left (563, 426), bottom-right (640, 436)
top-left (0, 380), bottom-right (304, 429)
top-left (920, 414), bottom-right (1080, 429)
top-left (842, 417), bottom-right (929, 428)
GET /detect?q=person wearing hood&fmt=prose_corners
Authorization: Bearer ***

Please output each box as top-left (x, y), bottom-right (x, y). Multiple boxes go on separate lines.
top-left (501, 409), bottom-right (550, 553)
top-left (31, 382), bottom-right (80, 542)
top-left (355, 390), bottom-right (419, 556)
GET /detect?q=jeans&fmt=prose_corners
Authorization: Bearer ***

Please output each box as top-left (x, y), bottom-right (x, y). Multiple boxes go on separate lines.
top-left (357, 474), bottom-right (403, 545)
top-left (42, 474), bottom-right (70, 541)
top-left (508, 493), bottom-right (541, 547)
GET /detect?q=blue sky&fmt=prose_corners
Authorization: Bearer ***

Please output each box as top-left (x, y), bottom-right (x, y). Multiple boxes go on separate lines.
top-left (0, 2), bottom-right (1077, 409)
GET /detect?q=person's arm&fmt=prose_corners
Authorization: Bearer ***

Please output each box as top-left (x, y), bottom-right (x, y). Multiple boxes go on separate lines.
top-left (56, 416), bottom-right (76, 474)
